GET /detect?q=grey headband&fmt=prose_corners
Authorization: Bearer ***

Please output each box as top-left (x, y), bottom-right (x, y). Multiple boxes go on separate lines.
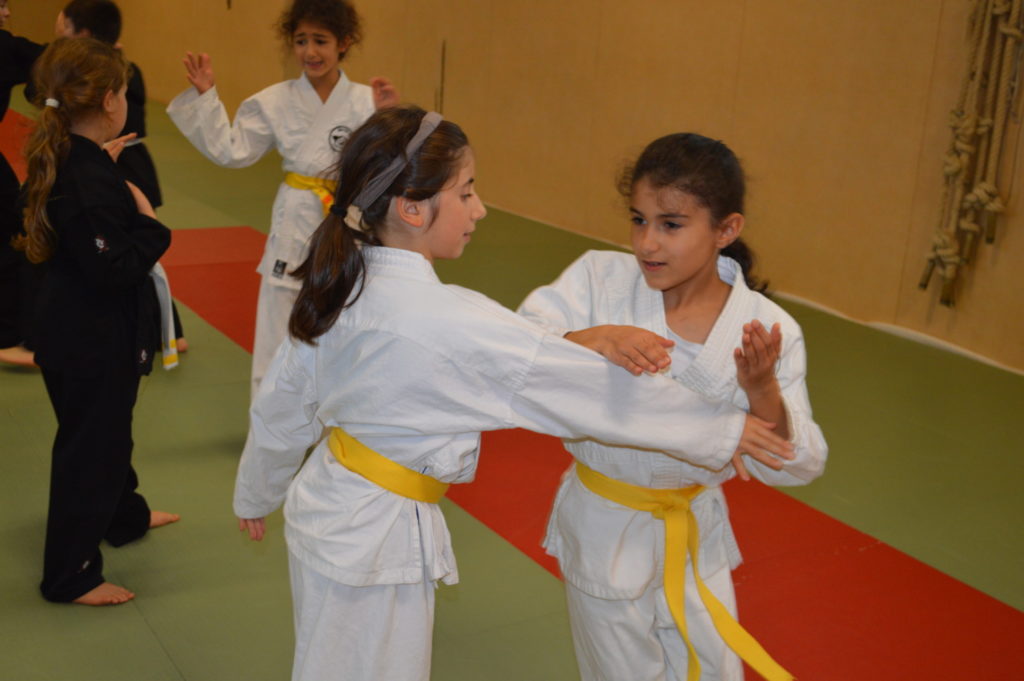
top-left (353, 111), bottom-right (442, 210)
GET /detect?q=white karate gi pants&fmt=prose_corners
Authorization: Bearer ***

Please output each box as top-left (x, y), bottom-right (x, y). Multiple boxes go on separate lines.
top-left (565, 561), bottom-right (742, 681)
top-left (252, 277), bottom-right (299, 399)
top-left (288, 552), bottom-right (435, 681)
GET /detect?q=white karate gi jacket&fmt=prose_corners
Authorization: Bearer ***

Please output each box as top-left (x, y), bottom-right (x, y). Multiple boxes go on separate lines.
top-left (233, 247), bottom-right (755, 588)
top-left (518, 250), bottom-right (828, 600)
top-left (166, 72), bottom-right (374, 290)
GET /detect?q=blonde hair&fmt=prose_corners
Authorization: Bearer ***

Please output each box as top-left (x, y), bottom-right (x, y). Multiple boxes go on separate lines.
top-left (16, 37), bottom-right (127, 263)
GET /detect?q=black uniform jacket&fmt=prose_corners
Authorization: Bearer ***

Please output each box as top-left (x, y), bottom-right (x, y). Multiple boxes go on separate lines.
top-left (32, 134), bottom-right (170, 376)
top-left (1, 30), bottom-right (45, 243)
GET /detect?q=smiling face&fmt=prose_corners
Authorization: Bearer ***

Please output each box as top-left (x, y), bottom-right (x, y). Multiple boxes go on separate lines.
top-left (422, 148), bottom-right (486, 261)
top-left (292, 20), bottom-right (346, 82)
top-left (629, 177), bottom-right (739, 295)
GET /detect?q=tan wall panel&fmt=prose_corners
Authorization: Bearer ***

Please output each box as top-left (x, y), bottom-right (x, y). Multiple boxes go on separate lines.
top-left (118, 0), bottom-right (290, 114)
top-left (10, 0), bottom-right (1022, 368)
top-left (731, 0), bottom-right (943, 322)
top-left (582, 0), bottom-right (746, 244)
top-left (6, 0), bottom-right (64, 49)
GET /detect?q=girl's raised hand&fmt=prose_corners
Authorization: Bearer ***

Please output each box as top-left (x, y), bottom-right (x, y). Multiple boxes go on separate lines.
top-left (734, 320), bottom-right (782, 396)
top-left (565, 325), bottom-right (674, 375)
top-left (734, 413), bottom-right (794, 474)
top-left (370, 77), bottom-right (400, 110)
top-left (102, 132), bottom-right (136, 162)
top-left (125, 180), bottom-right (156, 219)
top-left (238, 517), bottom-right (266, 542)
top-left (183, 51), bottom-right (215, 94)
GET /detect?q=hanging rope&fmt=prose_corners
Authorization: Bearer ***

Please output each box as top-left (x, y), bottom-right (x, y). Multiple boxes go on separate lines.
top-left (921, 0), bottom-right (1024, 306)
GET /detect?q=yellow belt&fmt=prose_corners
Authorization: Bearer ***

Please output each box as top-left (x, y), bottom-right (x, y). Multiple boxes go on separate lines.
top-left (575, 462), bottom-right (794, 681)
top-left (283, 172), bottom-right (338, 217)
top-left (327, 428), bottom-right (450, 503)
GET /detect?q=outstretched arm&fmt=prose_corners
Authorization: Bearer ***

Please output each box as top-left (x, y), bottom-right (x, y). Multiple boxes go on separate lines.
top-left (564, 325), bottom-right (674, 376)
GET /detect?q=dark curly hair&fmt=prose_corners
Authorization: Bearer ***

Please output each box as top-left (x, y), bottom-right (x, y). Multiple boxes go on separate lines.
top-left (277, 0), bottom-right (362, 60)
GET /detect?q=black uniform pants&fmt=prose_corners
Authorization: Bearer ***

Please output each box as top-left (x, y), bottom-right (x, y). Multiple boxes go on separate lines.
top-left (39, 361), bottom-right (150, 602)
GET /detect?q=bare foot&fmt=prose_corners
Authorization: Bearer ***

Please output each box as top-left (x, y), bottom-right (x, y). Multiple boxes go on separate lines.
top-left (72, 582), bottom-right (135, 606)
top-left (0, 345), bottom-right (38, 368)
top-left (150, 510), bottom-right (180, 528)
top-left (176, 337), bottom-right (189, 353)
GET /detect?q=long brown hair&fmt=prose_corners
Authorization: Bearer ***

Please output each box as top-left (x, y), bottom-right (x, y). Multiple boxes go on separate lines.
top-left (16, 37), bottom-right (128, 263)
top-left (289, 106), bottom-right (469, 344)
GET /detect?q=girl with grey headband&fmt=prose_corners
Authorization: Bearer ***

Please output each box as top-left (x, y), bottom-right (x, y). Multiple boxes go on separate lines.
top-left (232, 106), bottom-right (794, 681)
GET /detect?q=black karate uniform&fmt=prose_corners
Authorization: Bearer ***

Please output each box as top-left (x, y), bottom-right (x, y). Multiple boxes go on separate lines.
top-left (34, 134), bottom-right (170, 602)
top-left (0, 29), bottom-right (45, 348)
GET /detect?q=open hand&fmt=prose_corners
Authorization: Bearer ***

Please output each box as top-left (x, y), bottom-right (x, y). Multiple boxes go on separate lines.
top-left (371, 77), bottom-right (400, 109)
top-left (238, 517), bottom-right (266, 541)
top-left (733, 413), bottom-right (794, 478)
top-left (184, 52), bottom-right (215, 94)
top-left (103, 132), bottom-right (136, 162)
top-left (565, 325), bottom-right (674, 375)
top-left (734, 320), bottom-right (782, 396)
top-left (125, 180), bottom-right (155, 218)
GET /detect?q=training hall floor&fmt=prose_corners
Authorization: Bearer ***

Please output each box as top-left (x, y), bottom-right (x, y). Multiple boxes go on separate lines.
top-left (0, 97), bottom-right (1021, 681)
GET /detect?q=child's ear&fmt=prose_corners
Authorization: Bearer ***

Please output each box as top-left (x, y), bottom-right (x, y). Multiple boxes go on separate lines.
top-left (102, 89), bottom-right (117, 114)
top-left (338, 36), bottom-right (353, 58)
top-left (395, 196), bottom-right (426, 228)
top-left (716, 213), bottom-right (745, 249)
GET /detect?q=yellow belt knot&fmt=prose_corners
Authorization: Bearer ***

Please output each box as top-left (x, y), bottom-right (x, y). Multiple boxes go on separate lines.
top-left (284, 172), bottom-right (339, 217)
top-left (575, 462), bottom-right (794, 681)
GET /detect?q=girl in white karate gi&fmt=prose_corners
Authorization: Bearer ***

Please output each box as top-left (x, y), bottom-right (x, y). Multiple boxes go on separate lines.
top-left (518, 133), bottom-right (828, 681)
top-left (233, 108), bottom-right (797, 681)
top-left (166, 0), bottom-right (397, 395)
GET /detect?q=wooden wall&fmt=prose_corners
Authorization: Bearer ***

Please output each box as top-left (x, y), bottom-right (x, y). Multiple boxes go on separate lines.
top-left (9, 0), bottom-right (1023, 369)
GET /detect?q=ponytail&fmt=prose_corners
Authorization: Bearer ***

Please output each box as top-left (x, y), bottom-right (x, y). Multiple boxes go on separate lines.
top-left (289, 106), bottom-right (468, 344)
top-left (15, 37), bottom-right (127, 264)
top-left (721, 237), bottom-right (768, 294)
top-left (17, 105), bottom-right (70, 263)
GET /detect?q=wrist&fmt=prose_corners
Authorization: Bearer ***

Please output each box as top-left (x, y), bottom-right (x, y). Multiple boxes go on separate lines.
top-left (745, 378), bottom-right (781, 402)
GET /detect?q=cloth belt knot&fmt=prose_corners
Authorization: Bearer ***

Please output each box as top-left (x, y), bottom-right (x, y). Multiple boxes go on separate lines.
top-left (575, 461), bottom-right (794, 681)
top-left (327, 427), bottom-right (449, 503)
top-left (284, 172), bottom-right (338, 217)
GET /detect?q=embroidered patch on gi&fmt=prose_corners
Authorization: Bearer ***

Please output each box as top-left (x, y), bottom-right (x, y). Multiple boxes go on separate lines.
top-left (139, 349), bottom-right (148, 363)
top-left (94, 235), bottom-right (109, 253)
top-left (272, 260), bottom-right (288, 278)
top-left (328, 125), bottom-right (353, 152)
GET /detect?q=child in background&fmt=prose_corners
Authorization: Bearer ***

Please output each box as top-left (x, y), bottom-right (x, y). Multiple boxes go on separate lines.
top-left (56, 0), bottom-right (188, 358)
top-left (168, 0), bottom-right (398, 396)
top-left (18, 37), bottom-right (179, 606)
top-left (518, 133), bottom-right (828, 681)
top-left (233, 107), bottom-right (795, 681)
top-left (0, 0), bottom-right (44, 366)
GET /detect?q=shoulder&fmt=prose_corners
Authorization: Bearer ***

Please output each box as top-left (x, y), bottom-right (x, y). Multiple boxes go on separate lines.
top-left (560, 249), bottom-right (638, 282)
top-left (744, 288), bottom-right (804, 343)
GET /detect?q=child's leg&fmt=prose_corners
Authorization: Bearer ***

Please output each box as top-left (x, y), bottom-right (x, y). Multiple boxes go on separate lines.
top-left (288, 552), bottom-right (435, 681)
top-left (565, 581), bottom-right (668, 681)
top-left (251, 278), bottom-right (298, 398)
top-left (39, 362), bottom-right (142, 601)
top-left (105, 464), bottom-right (152, 547)
top-left (656, 563), bottom-right (743, 681)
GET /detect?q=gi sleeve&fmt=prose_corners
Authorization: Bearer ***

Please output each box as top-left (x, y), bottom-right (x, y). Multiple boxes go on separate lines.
top-left (234, 338), bottom-right (321, 518)
top-left (55, 197), bottom-right (170, 289)
top-left (166, 85), bottom-right (275, 168)
top-left (741, 332), bottom-right (828, 485)
top-left (517, 250), bottom-right (602, 335)
top-left (509, 333), bottom-right (745, 470)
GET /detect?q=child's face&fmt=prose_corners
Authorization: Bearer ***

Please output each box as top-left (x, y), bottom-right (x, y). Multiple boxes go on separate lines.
top-left (292, 21), bottom-right (348, 82)
top-left (629, 178), bottom-right (735, 293)
top-left (1, 1), bottom-right (11, 30)
top-left (106, 84), bottom-right (128, 139)
top-left (423, 149), bottom-right (486, 261)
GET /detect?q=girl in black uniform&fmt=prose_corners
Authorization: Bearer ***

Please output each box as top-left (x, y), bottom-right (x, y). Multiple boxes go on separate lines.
top-left (18, 37), bottom-right (178, 606)
top-left (0, 0), bottom-right (44, 363)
